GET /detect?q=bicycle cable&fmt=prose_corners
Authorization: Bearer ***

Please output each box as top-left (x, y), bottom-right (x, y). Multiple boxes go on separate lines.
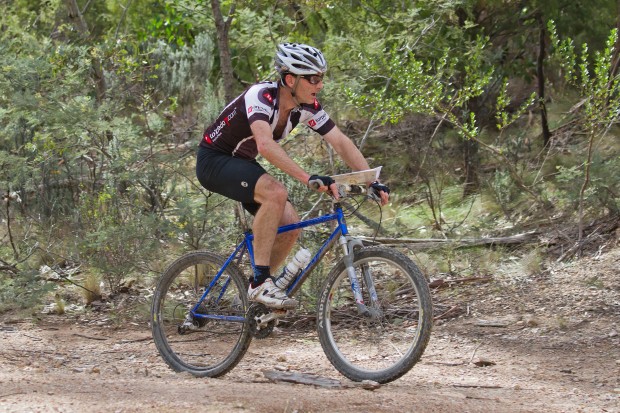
top-left (340, 193), bottom-right (384, 243)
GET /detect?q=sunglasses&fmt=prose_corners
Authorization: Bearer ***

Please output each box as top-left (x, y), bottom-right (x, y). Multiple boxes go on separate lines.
top-left (299, 74), bottom-right (324, 85)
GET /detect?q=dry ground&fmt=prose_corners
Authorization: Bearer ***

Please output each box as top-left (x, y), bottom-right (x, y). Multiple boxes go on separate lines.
top-left (1, 247), bottom-right (619, 413)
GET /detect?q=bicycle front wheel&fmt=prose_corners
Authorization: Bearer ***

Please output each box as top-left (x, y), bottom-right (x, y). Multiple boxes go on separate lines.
top-left (151, 251), bottom-right (251, 377)
top-left (317, 246), bottom-right (433, 383)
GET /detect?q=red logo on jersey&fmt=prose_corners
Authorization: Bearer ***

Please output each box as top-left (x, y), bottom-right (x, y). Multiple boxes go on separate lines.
top-left (248, 107), bottom-right (253, 114)
top-left (314, 98), bottom-right (319, 109)
top-left (308, 119), bottom-right (317, 127)
top-left (263, 92), bottom-right (273, 103)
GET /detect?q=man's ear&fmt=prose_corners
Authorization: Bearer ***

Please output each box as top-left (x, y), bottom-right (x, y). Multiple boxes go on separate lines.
top-left (284, 73), bottom-right (296, 87)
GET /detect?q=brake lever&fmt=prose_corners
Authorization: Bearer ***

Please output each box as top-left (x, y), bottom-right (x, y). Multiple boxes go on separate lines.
top-left (367, 187), bottom-right (381, 202)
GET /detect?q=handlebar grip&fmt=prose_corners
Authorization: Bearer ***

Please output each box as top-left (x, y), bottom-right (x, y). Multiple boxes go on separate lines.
top-left (308, 175), bottom-right (335, 191)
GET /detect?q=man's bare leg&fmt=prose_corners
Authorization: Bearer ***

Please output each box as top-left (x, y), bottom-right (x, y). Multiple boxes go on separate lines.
top-left (252, 174), bottom-right (288, 267)
top-left (269, 201), bottom-right (300, 272)
top-left (248, 174), bottom-right (299, 308)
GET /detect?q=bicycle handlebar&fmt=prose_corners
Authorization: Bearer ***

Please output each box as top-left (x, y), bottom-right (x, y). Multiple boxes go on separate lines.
top-left (309, 167), bottom-right (384, 202)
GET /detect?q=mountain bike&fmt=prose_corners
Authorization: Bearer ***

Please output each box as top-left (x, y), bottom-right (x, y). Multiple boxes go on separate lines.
top-left (151, 169), bottom-right (433, 384)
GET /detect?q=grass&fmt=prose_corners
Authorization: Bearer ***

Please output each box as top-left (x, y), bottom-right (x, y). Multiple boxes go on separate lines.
top-left (82, 273), bottom-right (102, 305)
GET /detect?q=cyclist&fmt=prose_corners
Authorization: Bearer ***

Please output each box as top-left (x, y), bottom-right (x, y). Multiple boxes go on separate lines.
top-left (196, 43), bottom-right (390, 309)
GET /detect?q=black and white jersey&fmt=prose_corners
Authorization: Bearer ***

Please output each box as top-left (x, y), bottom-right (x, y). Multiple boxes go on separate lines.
top-left (201, 81), bottom-right (336, 159)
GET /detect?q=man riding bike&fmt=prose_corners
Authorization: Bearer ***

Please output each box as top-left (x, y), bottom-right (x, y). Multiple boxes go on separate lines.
top-left (196, 43), bottom-right (390, 309)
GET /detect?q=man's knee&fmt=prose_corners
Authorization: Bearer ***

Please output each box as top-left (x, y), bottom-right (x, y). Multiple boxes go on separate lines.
top-left (255, 175), bottom-right (288, 205)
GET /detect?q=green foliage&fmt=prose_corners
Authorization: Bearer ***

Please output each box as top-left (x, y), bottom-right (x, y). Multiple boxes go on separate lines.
top-left (138, 1), bottom-right (195, 46)
top-left (548, 22), bottom-right (620, 230)
top-left (1, 0), bottom-right (620, 314)
top-left (0, 270), bottom-right (55, 314)
top-left (549, 23), bottom-right (620, 131)
top-left (81, 219), bottom-right (159, 293)
top-left (229, 7), bottom-right (295, 82)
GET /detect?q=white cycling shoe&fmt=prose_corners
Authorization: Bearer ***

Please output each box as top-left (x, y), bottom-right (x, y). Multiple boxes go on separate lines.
top-left (248, 278), bottom-right (298, 309)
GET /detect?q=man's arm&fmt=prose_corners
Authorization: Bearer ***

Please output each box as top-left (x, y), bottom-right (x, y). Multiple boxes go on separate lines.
top-left (322, 126), bottom-right (371, 172)
top-left (251, 120), bottom-right (311, 185)
top-left (323, 126), bottom-right (389, 205)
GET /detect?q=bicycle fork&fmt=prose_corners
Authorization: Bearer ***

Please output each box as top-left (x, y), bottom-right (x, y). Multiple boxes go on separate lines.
top-left (339, 236), bottom-right (382, 319)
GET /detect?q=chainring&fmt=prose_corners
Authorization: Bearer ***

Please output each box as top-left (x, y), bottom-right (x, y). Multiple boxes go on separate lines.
top-left (247, 303), bottom-right (275, 339)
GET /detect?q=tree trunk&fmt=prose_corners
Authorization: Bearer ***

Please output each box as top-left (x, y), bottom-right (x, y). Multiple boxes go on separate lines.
top-left (211, 0), bottom-right (236, 102)
top-left (63, 0), bottom-right (106, 102)
top-left (64, 0), bottom-right (89, 34)
top-left (462, 138), bottom-right (479, 197)
top-left (537, 14), bottom-right (551, 148)
top-left (613, 0), bottom-right (620, 76)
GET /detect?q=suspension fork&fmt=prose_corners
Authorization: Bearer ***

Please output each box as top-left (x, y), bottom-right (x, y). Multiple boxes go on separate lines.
top-left (339, 236), bottom-right (381, 318)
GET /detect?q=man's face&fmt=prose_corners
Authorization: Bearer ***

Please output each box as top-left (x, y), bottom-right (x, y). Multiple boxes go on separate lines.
top-left (288, 73), bottom-right (324, 104)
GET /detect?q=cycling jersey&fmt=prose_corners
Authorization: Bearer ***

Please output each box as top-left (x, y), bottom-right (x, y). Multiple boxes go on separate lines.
top-left (201, 81), bottom-right (336, 159)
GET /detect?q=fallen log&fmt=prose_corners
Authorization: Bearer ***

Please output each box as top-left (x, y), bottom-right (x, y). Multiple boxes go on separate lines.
top-left (359, 231), bottom-right (537, 250)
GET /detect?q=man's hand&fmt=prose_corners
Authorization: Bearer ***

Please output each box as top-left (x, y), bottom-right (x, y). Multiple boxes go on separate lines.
top-left (308, 175), bottom-right (338, 198)
top-left (369, 181), bottom-right (390, 206)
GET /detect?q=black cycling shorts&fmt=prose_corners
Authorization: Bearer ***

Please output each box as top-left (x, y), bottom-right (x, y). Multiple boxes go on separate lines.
top-left (196, 146), bottom-right (265, 215)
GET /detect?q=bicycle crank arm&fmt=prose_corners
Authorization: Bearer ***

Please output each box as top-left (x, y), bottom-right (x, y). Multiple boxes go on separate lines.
top-left (253, 309), bottom-right (287, 329)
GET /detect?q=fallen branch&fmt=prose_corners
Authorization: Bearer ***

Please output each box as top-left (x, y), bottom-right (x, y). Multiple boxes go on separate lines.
top-left (425, 361), bottom-right (465, 366)
top-left (72, 333), bottom-right (108, 341)
top-left (359, 231), bottom-right (537, 250)
top-left (429, 276), bottom-right (492, 289)
top-left (118, 336), bottom-right (151, 344)
top-left (0, 391), bottom-right (28, 399)
top-left (452, 384), bottom-right (502, 389)
top-left (263, 370), bottom-right (342, 388)
top-left (469, 343), bottom-right (482, 364)
top-left (433, 305), bottom-right (462, 321)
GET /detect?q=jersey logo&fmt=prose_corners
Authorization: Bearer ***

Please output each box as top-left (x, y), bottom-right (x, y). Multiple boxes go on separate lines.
top-left (263, 92), bottom-right (273, 103)
top-left (308, 119), bottom-right (317, 127)
top-left (248, 107), bottom-right (253, 114)
top-left (314, 98), bottom-right (319, 110)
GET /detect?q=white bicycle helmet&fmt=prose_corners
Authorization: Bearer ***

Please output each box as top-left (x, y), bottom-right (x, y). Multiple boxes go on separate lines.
top-left (275, 43), bottom-right (327, 75)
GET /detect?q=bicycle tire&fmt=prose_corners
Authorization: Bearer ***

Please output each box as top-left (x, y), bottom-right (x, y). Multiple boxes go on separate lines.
top-left (151, 250), bottom-right (251, 377)
top-left (317, 246), bottom-right (433, 383)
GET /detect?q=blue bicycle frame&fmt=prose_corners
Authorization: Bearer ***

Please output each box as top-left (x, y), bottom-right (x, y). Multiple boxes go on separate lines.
top-left (190, 203), bottom-right (357, 324)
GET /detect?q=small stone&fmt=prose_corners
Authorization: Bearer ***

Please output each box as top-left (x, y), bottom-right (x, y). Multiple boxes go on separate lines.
top-left (360, 380), bottom-right (381, 390)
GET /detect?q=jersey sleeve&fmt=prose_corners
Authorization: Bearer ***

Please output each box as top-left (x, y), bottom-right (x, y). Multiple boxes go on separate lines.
top-left (245, 84), bottom-right (275, 125)
top-left (302, 100), bottom-right (336, 135)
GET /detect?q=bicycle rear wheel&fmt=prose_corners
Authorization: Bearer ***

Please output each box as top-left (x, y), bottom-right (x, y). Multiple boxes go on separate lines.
top-left (317, 246), bottom-right (433, 383)
top-left (151, 251), bottom-right (251, 377)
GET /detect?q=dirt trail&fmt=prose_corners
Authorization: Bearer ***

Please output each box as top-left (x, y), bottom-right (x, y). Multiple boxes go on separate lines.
top-left (1, 247), bottom-right (619, 413)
